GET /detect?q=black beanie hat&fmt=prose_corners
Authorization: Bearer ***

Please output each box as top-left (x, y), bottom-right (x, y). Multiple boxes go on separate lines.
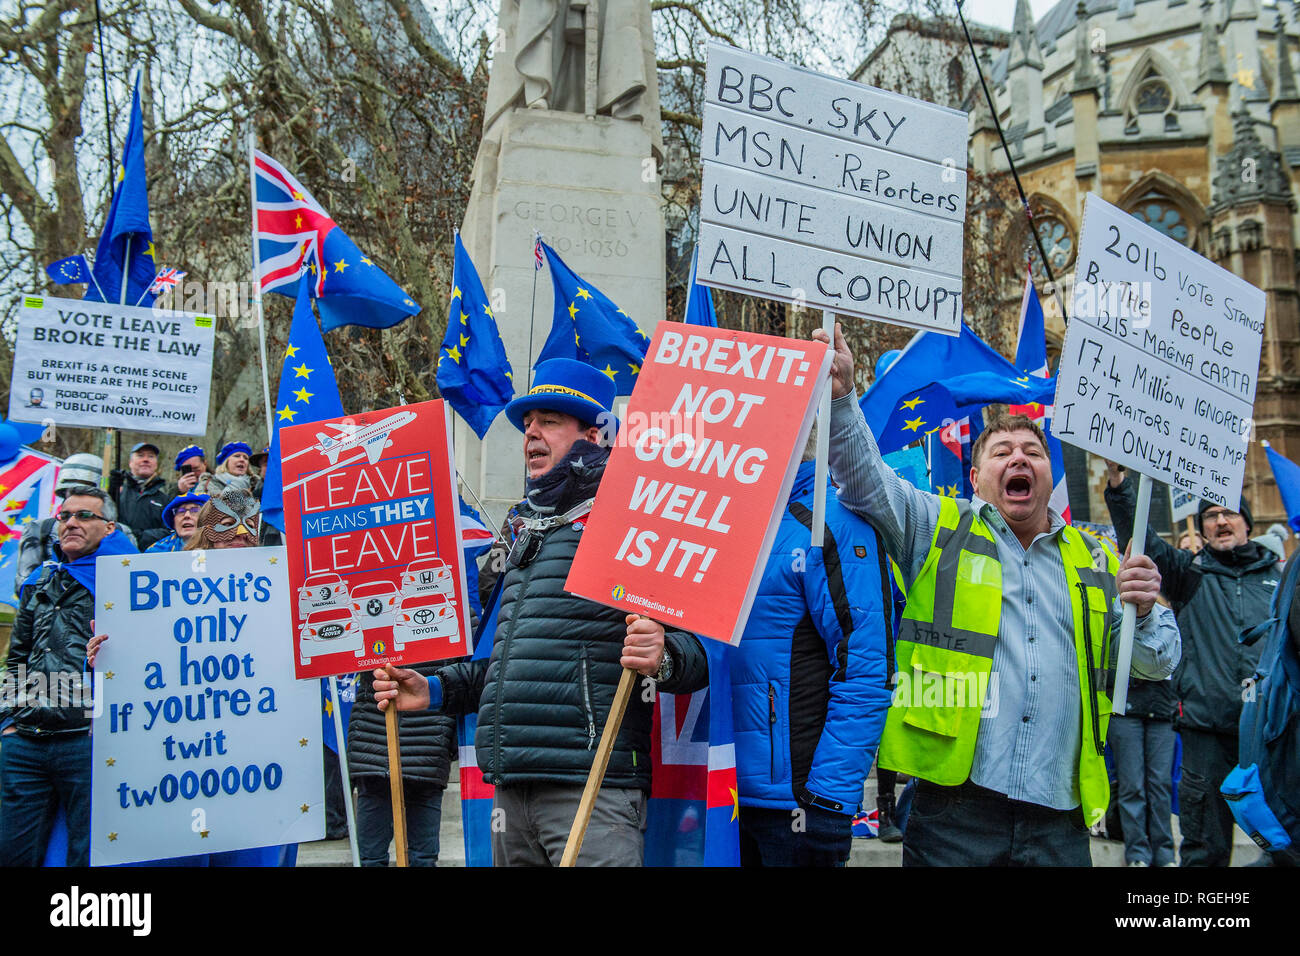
top-left (1198, 495), bottom-right (1253, 532)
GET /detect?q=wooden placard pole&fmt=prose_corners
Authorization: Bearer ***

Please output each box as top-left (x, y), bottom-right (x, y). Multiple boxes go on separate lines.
top-left (1111, 471), bottom-right (1153, 716)
top-left (384, 703), bottom-right (409, 867)
top-left (811, 309), bottom-right (835, 548)
top-left (560, 665), bottom-right (638, 867)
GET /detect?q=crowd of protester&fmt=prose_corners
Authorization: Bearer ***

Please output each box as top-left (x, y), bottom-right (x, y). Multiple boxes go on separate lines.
top-left (3, 343), bottom-right (1300, 868)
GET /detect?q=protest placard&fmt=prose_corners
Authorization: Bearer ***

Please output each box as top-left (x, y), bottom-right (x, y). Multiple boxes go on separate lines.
top-left (1170, 487), bottom-right (1199, 524)
top-left (279, 400), bottom-right (471, 680)
top-left (1053, 193), bottom-right (1265, 507)
top-left (696, 42), bottom-right (967, 331)
top-left (7, 294), bottom-right (215, 436)
top-left (565, 323), bottom-right (831, 644)
top-left (90, 547), bottom-right (323, 866)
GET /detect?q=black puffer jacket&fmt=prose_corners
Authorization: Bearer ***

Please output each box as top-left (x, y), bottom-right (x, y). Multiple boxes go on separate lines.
top-left (112, 473), bottom-right (172, 550)
top-left (0, 566), bottom-right (95, 734)
top-left (348, 662), bottom-right (456, 787)
top-left (1107, 476), bottom-right (1281, 734)
top-left (436, 448), bottom-right (709, 792)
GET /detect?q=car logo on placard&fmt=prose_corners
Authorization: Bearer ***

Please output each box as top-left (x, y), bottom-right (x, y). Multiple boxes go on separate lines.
top-left (419, 571), bottom-right (434, 584)
top-left (319, 586), bottom-right (331, 600)
top-left (414, 608), bottom-right (435, 625)
top-left (366, 599), bottom-right (383, 617)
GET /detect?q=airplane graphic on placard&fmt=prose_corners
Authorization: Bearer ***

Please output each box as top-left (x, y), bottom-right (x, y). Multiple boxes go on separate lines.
top-left (281, 410), bottom-right (418, 491)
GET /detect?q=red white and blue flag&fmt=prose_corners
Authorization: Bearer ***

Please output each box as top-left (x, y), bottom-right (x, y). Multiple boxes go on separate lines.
top-left (148, 266), bottom-right (186, 295)
top-left (1010, 273), bottom-right (1071, 523)
top-left (0, 450), bottom-right (59, 607)
top-left (644, 641), bottom-right (740, 866)
top-left (252, 149), bottom-right (420, 332)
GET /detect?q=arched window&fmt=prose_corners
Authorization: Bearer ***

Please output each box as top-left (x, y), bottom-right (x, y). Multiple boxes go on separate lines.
top-left (1028, 199), bottom-right (1076, 281)
top-left (1128, 190), bottom-right (1191, 244)
top-left (947, 58), bottom-right (964, 105)
top-left (1124, 66), bottom-right (1180, 134)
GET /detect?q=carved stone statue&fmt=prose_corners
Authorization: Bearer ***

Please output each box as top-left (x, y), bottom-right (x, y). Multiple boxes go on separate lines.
top-left (482, 0), bottom-right (662, 159)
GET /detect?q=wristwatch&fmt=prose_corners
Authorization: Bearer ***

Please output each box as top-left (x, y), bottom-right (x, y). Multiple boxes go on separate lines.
top-left (654, 647), bottom-right (674, 683)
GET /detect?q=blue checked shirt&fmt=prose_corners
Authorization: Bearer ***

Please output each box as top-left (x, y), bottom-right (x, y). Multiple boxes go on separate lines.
top-left (828, 394), bottom-right (1180, 810)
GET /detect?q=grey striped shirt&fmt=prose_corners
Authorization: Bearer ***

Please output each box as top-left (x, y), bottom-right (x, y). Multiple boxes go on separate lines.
top-left (828, 394), bottom-right (1180, 811)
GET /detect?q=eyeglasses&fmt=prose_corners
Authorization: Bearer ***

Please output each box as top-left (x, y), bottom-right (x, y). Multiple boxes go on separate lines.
top-left (55, 510), bottom-right (107, 523)
top-left (1201, 509), bottom-right (1241, 524)
top-left (175, 505), bottom-right (203, 517)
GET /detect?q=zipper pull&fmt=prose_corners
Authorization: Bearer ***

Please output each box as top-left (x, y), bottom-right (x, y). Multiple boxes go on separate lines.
top-left (588, 721), bottom-right (596, 750)
top-left (768, 685), bottom-right (776, 724)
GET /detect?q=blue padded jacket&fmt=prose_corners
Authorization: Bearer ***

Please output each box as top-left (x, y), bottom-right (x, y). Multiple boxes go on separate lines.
top-left (731, 461), bottom-right (896, 815)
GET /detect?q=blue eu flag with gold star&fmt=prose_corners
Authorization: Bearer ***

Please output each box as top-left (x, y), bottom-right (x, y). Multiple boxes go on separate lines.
top-left (876, 373), bottom-right (1057, 456)
top-left (85, 73), bottom-right (157, 306)
top-left (536, 242), bottom-right (647, 395)
top-left (262, 276), bottom-right (345, 531)
top-left (436, 234), bottom-right (514, 438)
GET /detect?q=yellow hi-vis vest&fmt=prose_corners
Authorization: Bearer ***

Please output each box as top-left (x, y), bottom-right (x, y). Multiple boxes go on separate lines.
top-left (878, 497), bottom-right (1120, 826)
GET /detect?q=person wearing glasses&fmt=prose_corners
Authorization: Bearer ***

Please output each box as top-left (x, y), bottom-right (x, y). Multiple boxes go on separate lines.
top-left (144, 493), bottom-right (209, 553)
top-left (1105, 462), bottom-right (1282, 866)
top-left (0, 488), bottom-right (136, 865)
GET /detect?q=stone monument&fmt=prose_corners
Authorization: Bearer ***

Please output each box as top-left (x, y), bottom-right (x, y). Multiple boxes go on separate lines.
top-left (458, 0), bottom-right (666, 521)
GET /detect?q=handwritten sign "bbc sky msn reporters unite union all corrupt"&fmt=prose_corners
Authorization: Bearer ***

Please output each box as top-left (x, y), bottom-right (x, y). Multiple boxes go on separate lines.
top-left (90, 548), bottom-right (324, 866)
top-left (7, 295), bottom-right (215, 436)
top-left (696, 42), bottom-right (968, 334)
top-left (566, 325), bottom-right (831, 645)
top-left (1053, 193), bottom-right (1266, 505)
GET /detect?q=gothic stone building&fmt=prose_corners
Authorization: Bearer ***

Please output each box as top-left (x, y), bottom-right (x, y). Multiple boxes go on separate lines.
top-left (858, 0), bottom-right (1300, 537)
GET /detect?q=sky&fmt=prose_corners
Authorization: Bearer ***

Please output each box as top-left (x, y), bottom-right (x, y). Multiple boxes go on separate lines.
top-left (958, 0), bottom-right (1064, 30)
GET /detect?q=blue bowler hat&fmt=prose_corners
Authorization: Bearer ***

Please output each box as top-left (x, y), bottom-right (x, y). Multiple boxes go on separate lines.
top-left (504, 359), bottom-right (617, 433)
top-left (162, 492), bottom-right (209, 530)
top-left (216, 441), bottom-right (253, 466)
top-left (174, 445), bottom-right (205, 471)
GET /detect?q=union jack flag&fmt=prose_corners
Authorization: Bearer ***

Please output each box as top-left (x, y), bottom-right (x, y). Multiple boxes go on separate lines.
top-left (251, 148), bottom-right (419, 332)
top-left (253, 149), bottom-right (335, 297)
top-left (533, 233), bottom-right (544, 270)
top-left (148, 267), bottom-right (186, 294)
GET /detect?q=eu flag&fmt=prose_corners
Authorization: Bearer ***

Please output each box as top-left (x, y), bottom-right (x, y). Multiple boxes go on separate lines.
top-left (861, 322), bottom-right (1020, 435)
top-left (436, 234), bottom-right (514, 438)
top-left (536, 242), bottom-right (648, 395)
top-left (1264, 441), bottom-right (1300, 533)
top-left (876, 373), bottom-right (1056, 456)
top-left (252, 149), bottom-right (420, 332)
top-left (45, 255), bottom-right (92, 287)
top-left (261, 277), bottom-right (346, 531)
top-left (85, 74), bottom-right (157, 307)
top-left (683, 246), bottom-right (718, 327)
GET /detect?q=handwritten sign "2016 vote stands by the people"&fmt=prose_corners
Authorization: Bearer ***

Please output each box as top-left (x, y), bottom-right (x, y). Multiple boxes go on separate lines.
top-left (1053, 193), bottom-right (1266, 504)
top-left (91, 549), bottom-right (323, 867)
top-left (7, 295), bottom-right (215, 436)
top-left (696, 42), bottom-right (968, 333)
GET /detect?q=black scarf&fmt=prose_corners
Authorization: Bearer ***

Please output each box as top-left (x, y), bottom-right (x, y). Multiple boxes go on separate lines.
top-left (524, 440), bottom-right (608, 516)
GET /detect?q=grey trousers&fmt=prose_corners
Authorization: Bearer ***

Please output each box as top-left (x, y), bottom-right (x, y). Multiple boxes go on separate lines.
top-left (490, 782), bottom-right (647, 867)
top-left (1107, 714), bottom-right (1176, 866)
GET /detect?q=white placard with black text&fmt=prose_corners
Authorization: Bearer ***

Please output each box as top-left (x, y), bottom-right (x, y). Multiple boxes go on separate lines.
top-left (696, 42), bottom-right (968, 333)
top-left (1053, 193), bottom-right (1265, 506)
top-left (7, 294), bottom-right (215, 436)
top-left (90, 548), bottom-right (323, 866)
